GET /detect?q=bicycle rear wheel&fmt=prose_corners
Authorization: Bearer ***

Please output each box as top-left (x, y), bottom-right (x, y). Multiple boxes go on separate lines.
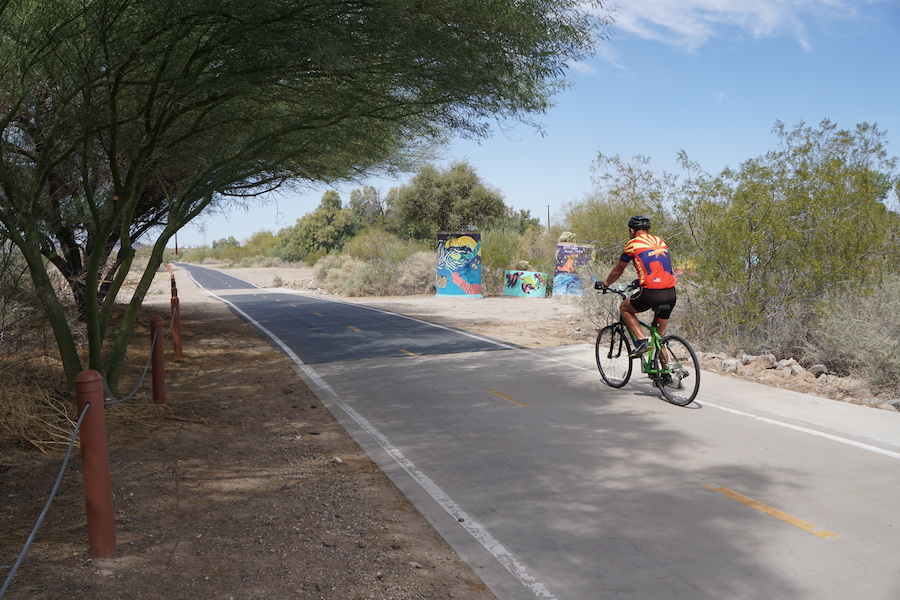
top-left (595, 325), bottom-right (633, 388)
top-left (654, 334), bottom-right (700, 406)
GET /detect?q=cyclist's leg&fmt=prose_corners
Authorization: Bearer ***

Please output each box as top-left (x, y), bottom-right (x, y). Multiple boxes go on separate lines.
top-left (620, 298), bottom-right (645, 341)
top-left (654, 317), bottom-right (669, 337)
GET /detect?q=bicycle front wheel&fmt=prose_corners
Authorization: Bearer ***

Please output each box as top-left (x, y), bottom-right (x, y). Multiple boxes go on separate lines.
top-left (595, 325), bottom-right (633, 388)
top-left (655, 334), bottom-right (700, 406)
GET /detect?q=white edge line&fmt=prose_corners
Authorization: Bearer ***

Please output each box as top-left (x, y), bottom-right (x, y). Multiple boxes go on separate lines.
top-left (703, 401), bottom-right (900, 461)
top-left (180, 265), bottom-right (558, 600)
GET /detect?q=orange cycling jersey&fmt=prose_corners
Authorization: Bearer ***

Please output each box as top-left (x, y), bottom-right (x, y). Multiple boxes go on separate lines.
top-left (621, 233), bottom-right (676, 289)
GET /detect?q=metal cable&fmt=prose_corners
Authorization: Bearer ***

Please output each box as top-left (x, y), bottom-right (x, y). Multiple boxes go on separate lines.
top-left (0, 402), bottom-right (90, 599)
top-left (104, 326), bottom-right (158, 406)
top-left (165, 302), bottom-right (177, 334)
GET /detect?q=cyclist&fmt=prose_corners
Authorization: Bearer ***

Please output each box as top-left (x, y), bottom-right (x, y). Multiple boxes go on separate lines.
top-left (595, 215), bottom-right (677, 358)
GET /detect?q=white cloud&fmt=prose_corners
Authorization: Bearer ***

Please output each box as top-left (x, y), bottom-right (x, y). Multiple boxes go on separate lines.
top-left (606, 0), bottom-right (860, 51)
top-left (568, 60), bottom-right (598, 75)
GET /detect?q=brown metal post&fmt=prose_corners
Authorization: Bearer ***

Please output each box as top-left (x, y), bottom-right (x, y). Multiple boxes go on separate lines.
top-left (167, 263), bottom-right (177, 297)
top-left (171, 297), bottom-right (183, 360)
top-left (75, 370), bottom-right (116, 558)
top-left (150, 315), bottom-right (166, 404)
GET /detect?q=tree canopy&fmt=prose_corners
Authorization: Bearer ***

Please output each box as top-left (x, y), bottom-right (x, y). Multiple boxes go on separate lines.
top-left (0, 0), bottom-right (611, 388)
top-left (386, 161), bottom-right (539, 240)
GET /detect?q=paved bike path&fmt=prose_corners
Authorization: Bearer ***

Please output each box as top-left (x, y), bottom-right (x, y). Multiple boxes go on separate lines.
top-left (178, 263), bottom-right (513, 363)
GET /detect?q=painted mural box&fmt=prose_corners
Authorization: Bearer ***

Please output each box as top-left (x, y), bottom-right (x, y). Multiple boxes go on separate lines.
top-left (552, 242), bottom-right (594, 296)
top-left (503, 271), bottom-right (548, 298)
top-left (436, 232), bottom-right (483, 298)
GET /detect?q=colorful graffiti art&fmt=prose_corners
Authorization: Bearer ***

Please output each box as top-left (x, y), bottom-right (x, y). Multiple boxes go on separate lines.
top-left (436, 232), bottom-right (483, 298)
top-left (552, 243), bottom-right (594, 296)
top-left (503, 271), bottom-right (547, 298)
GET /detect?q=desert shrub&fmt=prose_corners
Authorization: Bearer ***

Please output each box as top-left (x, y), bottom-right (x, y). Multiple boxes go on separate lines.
top-left (805, 275), bottom-right (900, 394)
top-left (480, 227), bottom-right (521, 296)
top-left (314, 229), bottom-right (433, 296)
top-left (236, 256), bottom-right (299, 268)
top-left (319, 256), bottom-right (371, 296)
top-left (1, 382), bottom-right (74, 451)
top-left (315, 249), bottom-right (434, 297)
top-left (574, 260), bottom-right (635, 329)
top-left (342, 227), bottom-right (428, 263)
top-left (386, 251), bottom-right (435, 295)
top-left (480, 226), bottom-right (561, 296)
top-left (1, 242), bottom-right (75, 450)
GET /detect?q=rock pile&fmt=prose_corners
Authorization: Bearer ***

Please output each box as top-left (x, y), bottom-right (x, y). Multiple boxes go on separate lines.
top-left (697, 352), bottom-right (900, 412)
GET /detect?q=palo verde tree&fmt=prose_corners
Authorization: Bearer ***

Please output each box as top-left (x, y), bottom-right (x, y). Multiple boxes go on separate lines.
top-left (386, 161), bottom-right (520, 240)
top-left (0, 0), bottom-right (612, 390)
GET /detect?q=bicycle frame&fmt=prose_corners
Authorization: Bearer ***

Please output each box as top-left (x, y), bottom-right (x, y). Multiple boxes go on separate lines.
top-left (619, 317), bottom-right (670, 380)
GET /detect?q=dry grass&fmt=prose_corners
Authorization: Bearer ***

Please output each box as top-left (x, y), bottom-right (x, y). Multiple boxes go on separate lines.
top-left (0, 382), bottom-right (75, 453)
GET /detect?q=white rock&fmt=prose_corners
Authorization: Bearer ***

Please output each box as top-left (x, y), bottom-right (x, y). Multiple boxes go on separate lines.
top-left (722, 359), bottom-right (740, 374)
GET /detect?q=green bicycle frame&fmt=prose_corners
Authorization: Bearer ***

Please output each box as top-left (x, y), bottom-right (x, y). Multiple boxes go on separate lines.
top-left (628, 319), bottom-right (670, 379)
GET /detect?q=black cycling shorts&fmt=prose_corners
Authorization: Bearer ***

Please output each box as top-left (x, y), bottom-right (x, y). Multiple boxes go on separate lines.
top-left (629, 287), bottom-right (677, 320)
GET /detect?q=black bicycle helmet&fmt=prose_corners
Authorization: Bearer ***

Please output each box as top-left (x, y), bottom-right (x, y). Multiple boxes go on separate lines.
top-left (627, 215), bottom-right (651, 230)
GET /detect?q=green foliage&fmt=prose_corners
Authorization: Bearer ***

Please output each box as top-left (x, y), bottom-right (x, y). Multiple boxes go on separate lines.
top-left (244, 231), bottom-right (279, 258)
top-left (348, 187), bottom-right (386, 230)
top-left (274, 191), bottom-right (359, 262)
top-left (211, 237), bottom-right (240, 249)
top-left (481, 228), bottom-right (524, 296)
top-left (676, 120), bottom-right (899, 355)
top-left (519, 225), bottom-right (564, 277)
top-left (341, 228), bottom-right (430, 264)
top-left (386, 162), bottom-right (512, 240)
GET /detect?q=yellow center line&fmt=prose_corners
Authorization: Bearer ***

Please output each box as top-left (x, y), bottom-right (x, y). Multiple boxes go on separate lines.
top-left (313, 312), bottom-right (323, 316)
top-left (347, 326), bottom-right (362, 332)
top-left (398, 349), bottom-right (417, 356)
top-left (704, 484), bottom-right (838, 539)
top-left (488, 389), bottom-right (529, 407)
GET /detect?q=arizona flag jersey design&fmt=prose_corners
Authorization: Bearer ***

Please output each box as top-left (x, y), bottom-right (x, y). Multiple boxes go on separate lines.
top-left (621, 233), bottom-right (677, 289)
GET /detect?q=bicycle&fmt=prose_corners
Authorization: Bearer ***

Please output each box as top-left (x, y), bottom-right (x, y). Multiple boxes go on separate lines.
top-left (594, 281), bottom-right (700, 406)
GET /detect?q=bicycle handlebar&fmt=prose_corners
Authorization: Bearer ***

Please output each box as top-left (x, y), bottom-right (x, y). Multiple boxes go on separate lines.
top-left (594, 278), bottom-right (639, 298)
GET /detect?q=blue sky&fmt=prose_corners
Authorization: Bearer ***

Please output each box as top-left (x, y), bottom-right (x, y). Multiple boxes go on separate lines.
top-left (174, 0), bottom-right (900, 247)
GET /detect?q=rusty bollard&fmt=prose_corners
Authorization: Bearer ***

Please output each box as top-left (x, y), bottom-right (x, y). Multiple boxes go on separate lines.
top-left (150, 315), bottom-right (166, 404)
top-left (75, 370), bottom-right (117, 557)
top-left (171, 297), bottom-right (183, 360)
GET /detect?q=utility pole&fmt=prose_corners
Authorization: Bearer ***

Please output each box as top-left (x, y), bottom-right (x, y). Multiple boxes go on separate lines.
top-left (547, 205), bottom-right (550, 233)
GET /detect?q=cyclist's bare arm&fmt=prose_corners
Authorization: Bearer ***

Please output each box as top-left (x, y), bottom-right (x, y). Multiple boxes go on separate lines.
top-left (602, 259), bottom-right (629, 288)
